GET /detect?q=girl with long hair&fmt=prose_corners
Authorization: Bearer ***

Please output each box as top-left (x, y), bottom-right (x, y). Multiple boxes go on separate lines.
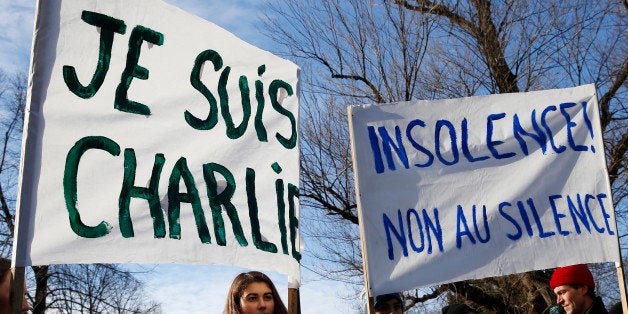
top-left (224, 271), bottom-right (288, 314)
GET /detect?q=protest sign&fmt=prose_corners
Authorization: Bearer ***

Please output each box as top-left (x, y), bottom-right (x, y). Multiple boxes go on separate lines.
top-left (348, 85), bottom-right (619, 295)
top-left (14, 0), bottom-right (301, 285)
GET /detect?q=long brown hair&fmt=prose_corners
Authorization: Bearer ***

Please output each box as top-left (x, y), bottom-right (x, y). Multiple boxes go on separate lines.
top-left (224, 271), bottom-right (288, 314)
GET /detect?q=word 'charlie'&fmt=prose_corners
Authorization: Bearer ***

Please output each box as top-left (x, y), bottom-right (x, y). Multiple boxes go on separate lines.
top-left (59, 10), bottom-right (301, 261)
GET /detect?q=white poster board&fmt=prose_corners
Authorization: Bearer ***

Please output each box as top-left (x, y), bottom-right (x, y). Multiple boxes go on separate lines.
top-left (14, 0), bottom-right (301, 285)
top-left (348, 85), bottom-right (619, 295)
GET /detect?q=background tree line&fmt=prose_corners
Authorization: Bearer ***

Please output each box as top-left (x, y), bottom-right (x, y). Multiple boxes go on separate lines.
top-left (263, 0), bottom-right (626, 312)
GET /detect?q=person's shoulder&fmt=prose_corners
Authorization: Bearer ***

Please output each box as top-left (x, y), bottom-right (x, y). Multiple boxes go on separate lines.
top-left (608, 301), bottom-right (622, 314)
top-left (587, 296), bottom-right (608, 314)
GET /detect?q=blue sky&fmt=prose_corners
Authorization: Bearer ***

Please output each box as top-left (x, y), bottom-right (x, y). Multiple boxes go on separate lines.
top-left (1, 0), bottom-right (359, 312)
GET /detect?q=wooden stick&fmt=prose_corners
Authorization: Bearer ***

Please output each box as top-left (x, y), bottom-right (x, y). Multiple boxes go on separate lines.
top-left (10, 266), bottom-right (25, 313)
top-left (288, 288), bottom-right (300, 314)
top-left (616, 261), bottom-right (628, 311)
top-left (608, 172), bottom-right (627, 311)
top-left (347, 105), bottom-right (374, 314)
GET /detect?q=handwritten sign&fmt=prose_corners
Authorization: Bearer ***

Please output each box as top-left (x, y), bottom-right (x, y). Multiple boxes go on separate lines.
top-left (348, 85), bottom-right (619, 295)
top-left (14, 0), bottom-right (301, 285)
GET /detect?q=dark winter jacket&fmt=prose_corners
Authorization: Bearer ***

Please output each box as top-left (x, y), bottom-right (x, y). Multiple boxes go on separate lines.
top-left (585, 296), bottom-right (608, 314)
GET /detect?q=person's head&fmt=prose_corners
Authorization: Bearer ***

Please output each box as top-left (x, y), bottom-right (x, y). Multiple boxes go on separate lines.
top-left (374, 293), bottom-right (403, 314)
top-left (441, 303), bottom-right (478, 314)
top-left (550, 264), bottom-right (596, 314)
top-left (0, 258), bottom-right (29, 313)
top-left (224, 271), bottom-right (287, 314)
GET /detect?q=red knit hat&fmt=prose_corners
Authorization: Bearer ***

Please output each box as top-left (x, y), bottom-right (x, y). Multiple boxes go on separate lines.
top-left (550, 264), bottom-right (595, 289)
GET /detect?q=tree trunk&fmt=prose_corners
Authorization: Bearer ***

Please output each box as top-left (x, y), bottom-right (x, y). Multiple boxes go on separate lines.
top-left (32, 265), bottom-right (48, 314)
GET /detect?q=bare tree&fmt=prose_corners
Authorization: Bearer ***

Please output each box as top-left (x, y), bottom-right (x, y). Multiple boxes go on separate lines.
top-left (44, 264), bottom-right (160, 313)
top-left (391, 0), bottom-right (627, 205)
top-left (0, 70), bottom-right (26, 254)
top-left (266, 0), bottom-right (627, 311)
top-left (0, 70), bottom-right (161, 313)
top-left (299, 93), bottom-right (363, 284)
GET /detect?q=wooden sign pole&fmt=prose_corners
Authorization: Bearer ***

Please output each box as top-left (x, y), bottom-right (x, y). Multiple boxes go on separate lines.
top-left (288, 288), bottom-right (300, 314)
top-left (348, 106), bottom-right (375, 314)
top-left (9, 266), bottom-right (26, 313)
top-left (615, 262), bottom-right (627, 312)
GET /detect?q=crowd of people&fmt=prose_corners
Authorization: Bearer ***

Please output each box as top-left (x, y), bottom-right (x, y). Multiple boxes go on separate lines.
top-left (0, 261), bottom-right (624, 313)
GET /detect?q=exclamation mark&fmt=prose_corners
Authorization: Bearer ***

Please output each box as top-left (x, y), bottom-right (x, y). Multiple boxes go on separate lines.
top-left (581, 101), bottom-right (596, 153)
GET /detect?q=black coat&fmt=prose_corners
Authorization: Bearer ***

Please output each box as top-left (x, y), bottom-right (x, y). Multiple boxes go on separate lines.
top-left (585, 296), bottom-right (608, 314)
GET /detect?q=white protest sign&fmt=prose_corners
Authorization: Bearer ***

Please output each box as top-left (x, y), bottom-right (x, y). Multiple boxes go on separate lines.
top-left (14, 0), bottom-right (301, 285)
top-left (348, 85), bottom-right (619, 295)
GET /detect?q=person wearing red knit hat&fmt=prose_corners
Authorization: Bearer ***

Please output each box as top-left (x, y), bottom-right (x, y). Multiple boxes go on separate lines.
top-left (550, 264), bottom-right (608, 314)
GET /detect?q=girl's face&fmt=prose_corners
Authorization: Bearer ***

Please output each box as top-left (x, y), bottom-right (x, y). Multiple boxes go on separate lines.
top-left (239, 281), bottom-right (275, 314)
